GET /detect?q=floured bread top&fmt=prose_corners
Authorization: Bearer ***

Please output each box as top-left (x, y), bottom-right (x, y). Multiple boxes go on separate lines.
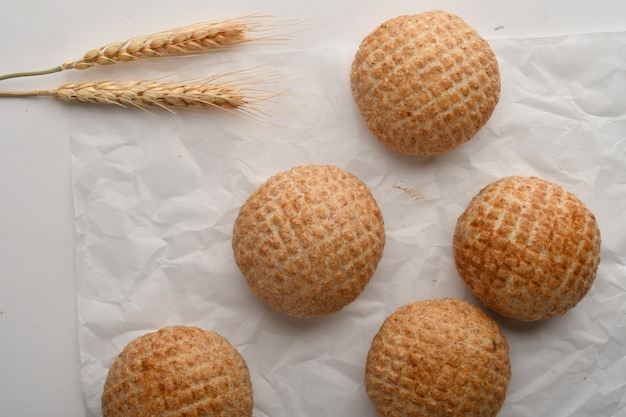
top-left (351, 10), bottom-right (500, 155)
top-left (232, 164), bottom-right (385, 318)
top-left (453, 176), bottom-right (601, 321)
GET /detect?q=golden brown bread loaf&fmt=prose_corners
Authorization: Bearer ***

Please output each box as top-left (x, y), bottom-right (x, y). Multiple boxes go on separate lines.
top-left (366, 298), bottom-right (511, 417)
top-left (350, 10), bottom-right (500, 156)
top-left (232, 164), bottom-right (385, 318)
top-left (453, 176), bottom-right (602, 321)
top-left (101, 326), bottom-right (253, 417)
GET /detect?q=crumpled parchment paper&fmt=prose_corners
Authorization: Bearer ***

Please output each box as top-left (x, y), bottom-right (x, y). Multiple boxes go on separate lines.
top-left (72, 31), bottom-right (626, 416)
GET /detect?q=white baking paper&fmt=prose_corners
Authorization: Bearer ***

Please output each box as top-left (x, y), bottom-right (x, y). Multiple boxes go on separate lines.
top-left (72, 32), bottom-right (626, 416)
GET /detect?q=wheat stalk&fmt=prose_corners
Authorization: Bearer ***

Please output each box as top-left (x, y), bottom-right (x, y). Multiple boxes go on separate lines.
top-left (0, 77), bottom-right (278, 115)
top-left (0, 15), bottom-right (285, 81)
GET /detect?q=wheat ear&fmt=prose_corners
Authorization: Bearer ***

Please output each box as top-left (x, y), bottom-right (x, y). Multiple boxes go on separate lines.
top-left (0, 79), bottom-right (261, 114)
top-left (0, 15), bottom-right (282, 81)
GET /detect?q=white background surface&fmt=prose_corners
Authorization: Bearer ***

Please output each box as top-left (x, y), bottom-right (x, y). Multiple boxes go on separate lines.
top-left (1, 1), bottom-right (625, 416)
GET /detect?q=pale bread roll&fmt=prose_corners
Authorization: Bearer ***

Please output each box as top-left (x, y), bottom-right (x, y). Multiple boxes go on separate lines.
top-left (232, 164), bottom-right (385, 318)
top-left (350, 10), bottom-right (500, 156)
top-left (366, 298), bottom-right (511, 417)
top-left (101, 326), bottom-right (253, 417)
top-left (453, 176), bottom-right (601, 321)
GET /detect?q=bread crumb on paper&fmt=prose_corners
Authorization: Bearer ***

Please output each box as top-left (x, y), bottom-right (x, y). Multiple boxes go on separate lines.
top-left (393, 181), bottom-right (425, 201)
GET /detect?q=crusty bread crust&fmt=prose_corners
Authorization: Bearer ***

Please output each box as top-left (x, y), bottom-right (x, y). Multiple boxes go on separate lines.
top-left (366, 298), bottom-right (511, 417)
top-left (350, 10), bottom-right (500, 156)
top-left (232, 165), bottom-right (385, 318)
top-left (453, 176), bottom-right (601, 321)
top-left (101, 326), bottom-right (253, 417)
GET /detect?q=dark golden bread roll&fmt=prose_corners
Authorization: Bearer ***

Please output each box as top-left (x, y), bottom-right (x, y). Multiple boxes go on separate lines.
top-left (350, 10), bottom-right (500, 155)
top-left (453, 176), bottom-right (601, 321)
top-left (232, 164), bottom-right (385, 318)
top-left (366, 298), bottom-right (511, 417)
top-left (101, 326), bottom-right (253, 417)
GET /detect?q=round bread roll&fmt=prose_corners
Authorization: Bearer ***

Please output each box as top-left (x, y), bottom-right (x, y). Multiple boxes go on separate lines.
top-left (350, 10), bottom-right (500, 156)
top-left (232, 164), bottom-right (385, 318)
top-left (101, 326), bottom-right (253, 417)
top-left (366, 298), bottom-right (511, 417)
top-left (453, 176), bottom-right (602, 321)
